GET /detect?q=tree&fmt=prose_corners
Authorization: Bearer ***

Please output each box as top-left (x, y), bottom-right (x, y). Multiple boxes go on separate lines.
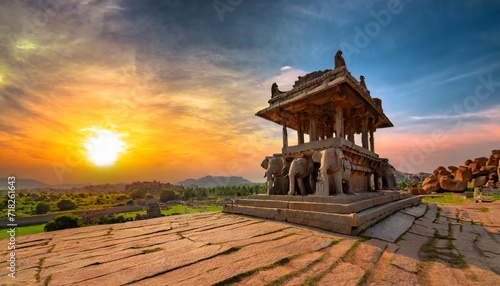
top-left (44, 214), bottom-right (83, 232)
top-left (57, 199), bottom-right (77, 211)
top-left (160, 189), bottom-right (178, 202)
top-left (35, 202), bottom-right (50, 214)
top-left (397, 181), bottom-right (409, 191)
top-left (129, 188), bottom-right (148, 199)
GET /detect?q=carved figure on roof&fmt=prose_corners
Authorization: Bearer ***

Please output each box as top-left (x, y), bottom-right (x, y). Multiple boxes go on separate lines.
top-left (360, 75), bottom-right (367, 89)
top-left (271, 83), bottom-right (284, 98)
top-left (334, 50), bottom-right (346, 69)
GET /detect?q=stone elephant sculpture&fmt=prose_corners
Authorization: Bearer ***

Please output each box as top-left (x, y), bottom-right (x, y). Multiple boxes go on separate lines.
top-left (375, 158), bottom-right (396, 190)
top-left (312, 148), bottom-right (351, 195)
top-left (287, 156), bottom-right (317, 196)
top-left (261, 156), bottom-right (290, 195)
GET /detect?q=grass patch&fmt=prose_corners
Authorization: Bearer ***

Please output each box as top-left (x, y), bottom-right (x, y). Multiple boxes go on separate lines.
top-left (480, 207), bottom-right (489, 212)
top-left (44, 274), bottom-right (53, 286)
top-left (47, 245), bottom-right (56, 253)
top-left (118, 204), bottom-right (222, 220)
top-left (142, 247), bottom-right (164, 254)
top-left (0, 223), bottom-right (46, 240)
top-left (422, 193), bottom-right (469, 204)
top-left (305, 238), bottom-right (365, 285)
top-left (35, 257), bottom-right (46, 282)
top-left (213, 257), bottom-right (294, 286)
top-left (106, 227), bottom-right (113, 235)
top-left (220, 246), bottom-right (242, 256)
top-left (357, 269), bottom-right (371, 286)
top-left (420, 231), bottom-right (438, 261)
top-left (266, 240), bottom-right (340, 286)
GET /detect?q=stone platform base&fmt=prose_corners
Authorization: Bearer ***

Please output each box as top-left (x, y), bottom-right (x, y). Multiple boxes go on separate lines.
top-left (223, 191), bottom-right (420, 235)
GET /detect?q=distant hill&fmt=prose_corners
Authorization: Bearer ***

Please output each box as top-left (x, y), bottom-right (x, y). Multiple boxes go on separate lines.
top-left (0, 178), bottom-right (87, 190)
top-left (0, 178), bottom-right (51, 190)
top-left (176, 176), bottom-right (255, 188)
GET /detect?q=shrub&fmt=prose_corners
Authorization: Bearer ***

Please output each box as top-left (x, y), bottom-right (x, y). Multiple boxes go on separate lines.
top-left (35, 203), bottom-right (50, 214)
top-left (126, 199), bottom-right (134, 206)
top-left (130, 188), bottom-right (148, 199)
top-left (57, 199), bottom-right (77, 211)
top-left (160, 189), bottom-right (179, 202)
top-left (97, 215), bottom-right (127, 224)
top-left (44, 214), bottom-right (83, 232)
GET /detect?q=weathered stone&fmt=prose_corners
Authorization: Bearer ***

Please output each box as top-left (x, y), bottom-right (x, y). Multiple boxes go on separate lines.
top-left (469, 162), bottom-right (481, 170)
top-left (401, 204), bottom-right (427, 218)
top-left (438, 176), bottom-right (466, 192)
top-left (147, 203), bottom-right (161, 218)
top-left (469, 176), bottom-right (487, 188)
top-left (361, 212), bottom-right (415, 243)
top-left (486, 155), bottom-right (498, 167)
top-left (448, 166), bottom-right (458, 172)
top-left (482, 165), bottom-right (497, 173)
top-left (474, 156), bottom-right (488, 166)
top-left (464, 159), bottom-right (473, 166)
top-left (472, 169), bottom-right (489, 178)
top-left (438, 168), bottom-right (451, 177)
top-left (422, 175), bottom-right (440, 193)
top-left (485, 180), bottom-right (495, 187)
top-left (410, 178), bottom-right (419, 187)
top-left (454, 167), bottom-right (472, 182)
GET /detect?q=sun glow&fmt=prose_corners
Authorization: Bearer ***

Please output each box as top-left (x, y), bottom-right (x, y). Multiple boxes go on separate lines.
top-left (82, 127), bottom-right (126, 167)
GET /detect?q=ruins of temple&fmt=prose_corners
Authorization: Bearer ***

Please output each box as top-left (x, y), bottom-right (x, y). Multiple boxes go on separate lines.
top-left (224, 51), bottom-right (420, 235)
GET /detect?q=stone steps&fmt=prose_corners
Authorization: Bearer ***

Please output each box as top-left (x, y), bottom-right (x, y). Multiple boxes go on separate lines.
top-left (223, 193), bottom-right (420, 235)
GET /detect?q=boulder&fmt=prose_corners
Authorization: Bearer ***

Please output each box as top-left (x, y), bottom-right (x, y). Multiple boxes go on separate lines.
top-left (487, 172), bottom-right (497, 181)
top-left (469, 162), bottom-right (481, 171)
top-left (472, 170), bottom-right (489, 179)
top-left (482, 166), bottom-right (497, 173)
top-left (492, 150), bottom-right (500, 156)
top-left (473, 157), bottom-right (488, 166)
top-left (464, 159), bottom-right (473, 166)
top-left (448, 166), bottom-right (458, 172)
top-left (410, 178), bottom-right (419, 187)
top-left (454, 167), bottom-right (472, 182)
top-left (469, 176), bottom-right (487, 188)
top-left (486, 155), bottom-right (498, 167)
top-left (410, 187), bottom-right (420, 195)
top-left (422, 175), bottom-right (440, 193)
top-left (439, 176), bottom-right (466, 192)
top-left (485, 180), bottom-right (495, 187)
top-left (438, 169), bottom-right (452, 177)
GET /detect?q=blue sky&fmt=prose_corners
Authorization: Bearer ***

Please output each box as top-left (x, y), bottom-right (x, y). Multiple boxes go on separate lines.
top-left (0, 0), bottom-right (499, 184)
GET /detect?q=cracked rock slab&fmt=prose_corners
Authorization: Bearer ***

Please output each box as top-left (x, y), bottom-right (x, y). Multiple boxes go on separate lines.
top-left (361, 212), bottom-right (416, 243)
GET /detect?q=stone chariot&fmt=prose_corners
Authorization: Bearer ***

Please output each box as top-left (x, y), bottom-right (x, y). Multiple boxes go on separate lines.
top-left (224, 51), bottom-right (419, 235)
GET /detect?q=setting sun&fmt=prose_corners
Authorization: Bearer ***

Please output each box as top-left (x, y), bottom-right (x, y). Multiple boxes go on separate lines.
top-left (82, 127), bottom-right (126, 167)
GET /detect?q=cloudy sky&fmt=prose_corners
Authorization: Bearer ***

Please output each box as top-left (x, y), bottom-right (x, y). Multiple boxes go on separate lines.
top-left (1, 0), bottom-right (499, 185)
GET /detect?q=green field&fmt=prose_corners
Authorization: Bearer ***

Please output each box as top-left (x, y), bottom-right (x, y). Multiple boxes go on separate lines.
top-left (119, 204), bottom-right (222, 219)
top-left (0, 204), bottom-right (222, 240)
top-left (421, 193), bottom-right (469, 204)
top-left (0, 223), bottom-right (46, 240)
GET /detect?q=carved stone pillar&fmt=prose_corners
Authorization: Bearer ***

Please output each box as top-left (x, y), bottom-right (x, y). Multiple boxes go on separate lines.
top-left (282, 119), bottom-right (288, 148)
top-left (297, 113), bottom-right (304, 145)
top-left (334, 107), bottom-right (344, 139)
top-left (310, 116), bottom-right (318, 142)
top-left (369, 129), bottom-right (375, 152)
top-left (361, 118), bottom-right (368, 149)
top-left (346, 120), bottom-right (355, 143)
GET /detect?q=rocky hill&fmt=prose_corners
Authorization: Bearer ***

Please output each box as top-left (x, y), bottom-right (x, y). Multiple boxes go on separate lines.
top-left (176, 176), bottom-right (255, 187)
top-left (420, 149), bottom-right (500, 193)
top-left (0, 178), bottom-right (51, 190)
